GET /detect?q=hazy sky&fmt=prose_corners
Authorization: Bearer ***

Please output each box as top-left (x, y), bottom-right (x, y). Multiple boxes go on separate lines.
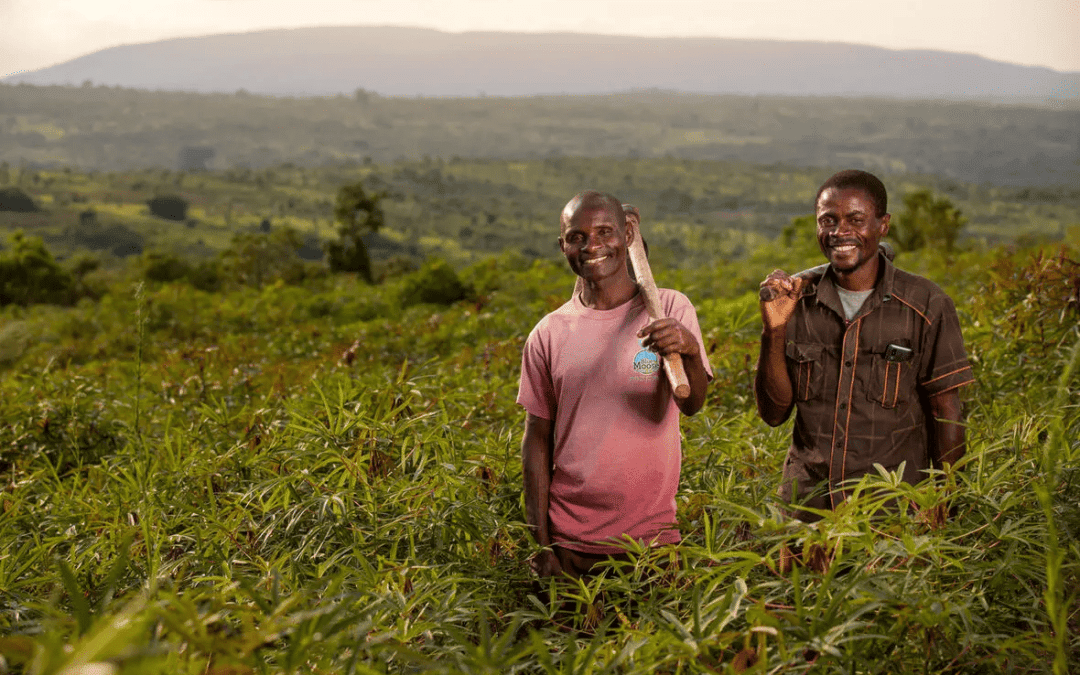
top-left (2, 0), bottom-right (1078, 79)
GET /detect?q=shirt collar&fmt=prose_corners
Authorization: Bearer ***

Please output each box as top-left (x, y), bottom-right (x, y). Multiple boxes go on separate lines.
top-left (804, 249), bottom-right (896, 320)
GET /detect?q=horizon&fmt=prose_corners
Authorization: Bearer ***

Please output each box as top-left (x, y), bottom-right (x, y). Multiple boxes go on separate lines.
top-left (3, 1), bottom-right (1078, 79)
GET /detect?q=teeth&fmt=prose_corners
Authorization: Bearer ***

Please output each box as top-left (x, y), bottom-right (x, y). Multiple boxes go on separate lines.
top-left (833, 245), bottom-right (856, 252)
top-left (584, 256), bottom-right (608, 265)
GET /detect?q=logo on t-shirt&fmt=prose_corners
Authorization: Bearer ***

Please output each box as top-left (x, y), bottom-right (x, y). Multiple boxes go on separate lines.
top-left (633, 341), bottom-right (660, 376)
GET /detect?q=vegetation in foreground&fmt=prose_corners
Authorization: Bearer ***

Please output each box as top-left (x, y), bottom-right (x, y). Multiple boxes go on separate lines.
top-left (0, 216), bottom-right (1077, 672)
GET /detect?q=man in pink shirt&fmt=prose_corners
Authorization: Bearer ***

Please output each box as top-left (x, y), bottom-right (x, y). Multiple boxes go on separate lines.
top-left (517, 191), bottom-right (712, 578)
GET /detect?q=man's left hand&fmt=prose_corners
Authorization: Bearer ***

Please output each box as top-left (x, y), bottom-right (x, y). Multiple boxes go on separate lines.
top-left (638, 318), bottom-right (699, 358)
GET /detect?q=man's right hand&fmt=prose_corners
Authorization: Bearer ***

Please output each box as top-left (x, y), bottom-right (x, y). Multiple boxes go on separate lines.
top-left (759, 270), bottom-right (807, 331)
top-left (530, 548), bottom-right (563, 578)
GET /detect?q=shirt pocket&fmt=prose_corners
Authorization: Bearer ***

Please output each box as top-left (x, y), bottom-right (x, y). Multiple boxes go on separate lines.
top-left (867, 343), bottom-right (917, 409)
top-left (785, 341), bottom-right (824, 401)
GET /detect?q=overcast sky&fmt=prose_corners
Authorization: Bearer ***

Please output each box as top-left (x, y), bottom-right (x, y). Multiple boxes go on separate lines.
top-left (3, 0), bottom-right (1078, 79)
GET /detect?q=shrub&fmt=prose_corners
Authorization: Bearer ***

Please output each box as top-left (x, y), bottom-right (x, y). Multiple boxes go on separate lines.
top-left (0, 231), bottom-right (74, 306)
top-left (67, 221), bottom-right (145, 257)
top-left (188, 259), bottom-right (224, 292)
top-left (147, 194), bottom-right (189, 221)
top-left (0, 186), bottom-right (38, 212)
top-left (143, 251), bottom-right (193, 283)
top-left (398, 258), bottom-right (473, 307)
top-left (221, 228), bottom-right (309, 289)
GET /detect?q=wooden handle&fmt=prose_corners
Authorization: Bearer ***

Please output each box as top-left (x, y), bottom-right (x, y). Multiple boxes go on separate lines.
top-left (627, 235), bottom-right (692, 400)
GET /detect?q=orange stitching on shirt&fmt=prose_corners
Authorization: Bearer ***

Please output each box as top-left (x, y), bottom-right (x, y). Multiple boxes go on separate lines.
top-left (891, 363), bottom-right (901, 407)
top-left (931, 380), bottom-right (976, 395)
top-left (892, 294), bottom-right (931, 325)
top-left (924, 365), bottom-right (973, 386)
top-left (881, 361), bottom-right (890, 403)
top-left (840, 319), bottom-right (860, 493)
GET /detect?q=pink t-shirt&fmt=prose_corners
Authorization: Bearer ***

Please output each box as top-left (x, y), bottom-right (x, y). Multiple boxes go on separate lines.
top-left (517, 289), bottom-right (712, 554)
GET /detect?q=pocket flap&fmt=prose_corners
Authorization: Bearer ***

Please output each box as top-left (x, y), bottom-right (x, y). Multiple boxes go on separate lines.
top-left (786, 341), bottom-right (823, 363)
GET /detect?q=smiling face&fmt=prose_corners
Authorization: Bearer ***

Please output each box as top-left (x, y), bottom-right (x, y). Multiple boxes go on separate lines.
top-left (815, 187), bottom-right (890, 287)
top-left (559, 201), bottom-right (633, 283)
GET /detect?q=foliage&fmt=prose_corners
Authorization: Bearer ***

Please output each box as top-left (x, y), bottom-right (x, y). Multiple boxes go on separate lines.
top-left (141, 251), bottom-right (193, 284)
top-left (65, 221), bottom-right (145, 258)
top-left (327, 181), bottom-right (384, 282)
top-left (146, 195), bottom-right (189, 221)
top-left (0, 186), bottom-right (38, 212)
top-left (398, 257), bottom-right (474, 307)
top-left (221, 227), bottom-right (312, 289)
top-left (0, 231), bottom-right (73, 306)
top-left (0, 236), bottom-right (1076, 673)
top-left (892, 189), bottom-right (968, 251)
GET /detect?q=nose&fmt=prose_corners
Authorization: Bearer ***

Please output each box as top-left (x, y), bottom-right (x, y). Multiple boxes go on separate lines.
top-left (584, 237), bottom-right (602, 252)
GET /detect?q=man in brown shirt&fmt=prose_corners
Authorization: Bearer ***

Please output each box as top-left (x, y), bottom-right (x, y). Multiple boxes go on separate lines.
top-left (755, 170), bottom-right (974, 521)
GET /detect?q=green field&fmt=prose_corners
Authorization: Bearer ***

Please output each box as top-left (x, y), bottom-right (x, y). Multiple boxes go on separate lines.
top-left (1, 163), bottom-right (1078, 675)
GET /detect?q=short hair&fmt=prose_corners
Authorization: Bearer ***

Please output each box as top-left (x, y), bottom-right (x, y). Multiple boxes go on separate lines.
top-left (561, 190), bottom-right (625, 230)
top-left (815, 170), bottom-right (888, 217)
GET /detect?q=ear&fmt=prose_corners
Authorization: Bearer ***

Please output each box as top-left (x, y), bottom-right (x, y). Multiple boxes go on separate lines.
top-left (557, 236), bottom-right (566, 254)
top-left (879, 213), bottom-right (891, 238)
top-left (624, 213), bottom-right (638, 247)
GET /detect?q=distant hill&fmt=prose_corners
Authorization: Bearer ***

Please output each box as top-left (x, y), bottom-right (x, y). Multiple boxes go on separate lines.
top-left (6, 26), bottom-right (1078, 101)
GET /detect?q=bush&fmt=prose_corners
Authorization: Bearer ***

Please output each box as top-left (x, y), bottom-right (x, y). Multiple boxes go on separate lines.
top-left (0, 232), bottom-right (74, 306)
top-left (147, 194), bottom-right (189, 221)
top-left (188, 259), bottom-right (224, 292)
top-left (67, 221), bottom-right (145, 257)
top-left (143, 251), bottom-right (193, 283)
top-left (221, 228), bottom-right (310, 289)
top-left (0, 187), bottom-right (38, 212)
top-left (398, 258), bottom-right (473, 307)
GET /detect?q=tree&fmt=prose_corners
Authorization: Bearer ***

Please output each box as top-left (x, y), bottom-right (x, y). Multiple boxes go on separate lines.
top-left (892, 189), bottom-right (967, 252)
top-left (327, 181), bottom-right (384, 282)
top-left (221, 227), bottom-right (307, 289)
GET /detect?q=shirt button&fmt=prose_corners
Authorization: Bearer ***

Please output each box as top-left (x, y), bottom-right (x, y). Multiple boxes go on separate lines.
top-left (839, 402), bottom-right (847, 410)
top-left (844, 360), bottom-right (853, 367)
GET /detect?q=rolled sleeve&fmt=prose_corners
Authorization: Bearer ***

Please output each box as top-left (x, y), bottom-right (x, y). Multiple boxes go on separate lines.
top-left (920, 296), bottom-right (975, 396)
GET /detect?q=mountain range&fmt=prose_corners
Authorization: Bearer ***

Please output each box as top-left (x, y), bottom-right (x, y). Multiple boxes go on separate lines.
top-left (6, 26), bottom-right (1078, 101)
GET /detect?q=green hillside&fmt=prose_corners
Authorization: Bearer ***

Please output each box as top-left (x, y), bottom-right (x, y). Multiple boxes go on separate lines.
top-left (2, 84), bottom-right (1078, 186)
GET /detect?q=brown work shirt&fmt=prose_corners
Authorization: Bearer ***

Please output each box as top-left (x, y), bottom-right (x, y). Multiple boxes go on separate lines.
top-left (777, 253), bottom-right (974, 517)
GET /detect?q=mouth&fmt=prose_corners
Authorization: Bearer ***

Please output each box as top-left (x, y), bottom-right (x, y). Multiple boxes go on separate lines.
top-left (828, 242), bottom-right (858, 254)
top-left (583, 255), bottom-right (609, 266)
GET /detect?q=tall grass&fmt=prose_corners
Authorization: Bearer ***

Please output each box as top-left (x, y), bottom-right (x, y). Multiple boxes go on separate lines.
top-left (0, 246), bottom-right (1076, 673)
